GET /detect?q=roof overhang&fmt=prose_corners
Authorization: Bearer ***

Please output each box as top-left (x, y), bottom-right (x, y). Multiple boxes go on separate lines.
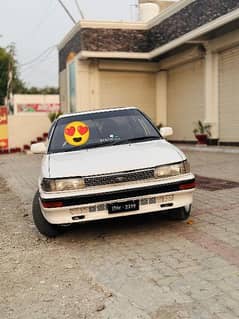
top-left (58, 0), bottom-right (192, 51)
top-left (58, 1), bottom-right (239, 72)
top-left (150, 7), bottom-right (239, 59)
top-left (74, 8), bottom-right (239, 61)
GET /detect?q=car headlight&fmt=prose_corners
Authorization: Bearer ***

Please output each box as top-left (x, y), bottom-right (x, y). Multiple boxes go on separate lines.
top-left (41, 178), bottom-right (85, 192)
top-left (154, 161), bottom-right (190, 178)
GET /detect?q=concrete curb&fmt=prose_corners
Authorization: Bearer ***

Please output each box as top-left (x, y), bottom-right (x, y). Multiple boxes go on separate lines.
top-left (177, 144), bottom-right (239, 154)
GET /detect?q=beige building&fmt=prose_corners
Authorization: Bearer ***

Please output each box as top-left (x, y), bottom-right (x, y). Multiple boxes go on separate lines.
top-left (58, 0), bottom-right (239, 145)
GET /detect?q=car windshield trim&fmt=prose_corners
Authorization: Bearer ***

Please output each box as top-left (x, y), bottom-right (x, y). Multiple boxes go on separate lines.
top-left (47, 109), bottom-right (162, 154)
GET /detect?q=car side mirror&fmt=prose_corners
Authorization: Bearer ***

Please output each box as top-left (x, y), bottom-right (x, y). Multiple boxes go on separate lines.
top-left (31, 142), bottom-right (47, 154)
top-left (160, 127), bottom-right (173, 138)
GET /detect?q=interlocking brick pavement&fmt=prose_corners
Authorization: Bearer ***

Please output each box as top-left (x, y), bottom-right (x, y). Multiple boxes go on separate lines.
top-left (0, 149), bottom-right (239, 319)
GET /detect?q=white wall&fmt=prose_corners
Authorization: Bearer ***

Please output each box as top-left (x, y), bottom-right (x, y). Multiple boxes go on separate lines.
top-left (8, 114), bottom-right (51, 149)
top-left (13, 94), bottom-right (60, 114)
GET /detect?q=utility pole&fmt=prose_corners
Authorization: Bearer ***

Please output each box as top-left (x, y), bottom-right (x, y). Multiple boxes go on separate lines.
top-left (57, 0), bottom-right (77, 24)
top-left (74, 0), bottom-right (85, 20)
top-left (5, 44), bottom-right (14, 113)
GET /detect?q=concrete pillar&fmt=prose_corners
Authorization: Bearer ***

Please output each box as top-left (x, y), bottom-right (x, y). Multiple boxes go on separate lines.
top-left (204, 49), bottom-right (219, 138)
top-left (89, 60), bottom-right (100, 109)
top-left (76, 60), bottom-right (91, 111)
top-left (156, 71), bottom-right (167, 126)
top-left (59, 69), bottom-right (68, 113)
top-left (76, 60), bottom-right (100, 111)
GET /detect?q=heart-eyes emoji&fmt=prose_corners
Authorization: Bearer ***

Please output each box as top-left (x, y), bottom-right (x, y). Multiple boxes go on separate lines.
top-left (64, 121), bottom-right (90, 146)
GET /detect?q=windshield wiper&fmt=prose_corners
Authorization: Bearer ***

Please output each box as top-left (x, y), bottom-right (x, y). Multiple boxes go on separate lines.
top-left (62, 140), bottom-right (116, 153)
top-left (113, 136), bottom-right (161, 146)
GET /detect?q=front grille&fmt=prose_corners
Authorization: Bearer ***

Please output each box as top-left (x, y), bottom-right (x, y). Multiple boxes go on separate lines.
top-left (84, 169), bottom-right (155, 187)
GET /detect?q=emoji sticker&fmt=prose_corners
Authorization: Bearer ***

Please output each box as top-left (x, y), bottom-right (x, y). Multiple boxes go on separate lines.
top-left (64, 121), bottom-right (90, 146)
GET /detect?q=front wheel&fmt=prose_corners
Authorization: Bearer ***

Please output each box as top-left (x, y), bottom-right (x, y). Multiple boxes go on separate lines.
top-left (32, 191), bottom-right (63, 237)
top-left (170, 205), bottom-right (192, 221)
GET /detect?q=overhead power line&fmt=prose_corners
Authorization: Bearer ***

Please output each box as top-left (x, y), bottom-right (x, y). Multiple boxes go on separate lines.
top-left (28, 0), bottom-right (58, 39)
top-left (74, 0), bottom-right (85, 19)
top-left (20, 46), bottom-right (57, 68)
top-left (20, 53), bottom-right (56, 76)
top-left (57, 0), bottom-right (77, 24)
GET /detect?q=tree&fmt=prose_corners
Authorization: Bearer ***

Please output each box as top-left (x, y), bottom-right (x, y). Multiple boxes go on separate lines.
top-left (0, 44), bottom-right (59, 108)
top-left (23, 86), bottom-right (59, 94)
top-left (0, 44), bottom-right (26, 105)
top-left (0, 47), bottom-right (10, 105)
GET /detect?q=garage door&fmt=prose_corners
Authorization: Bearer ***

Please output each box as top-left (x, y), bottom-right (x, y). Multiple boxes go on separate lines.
top-left (219, 46), bottom-right (239, 142)
top-left (100, 71), bottom-right (156, 122)
top-left (167, 59), bottom-right (205, 141)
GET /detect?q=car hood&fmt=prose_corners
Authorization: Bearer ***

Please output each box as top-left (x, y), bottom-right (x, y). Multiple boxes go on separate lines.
top-left (48, 140), bottom-right (185, 178)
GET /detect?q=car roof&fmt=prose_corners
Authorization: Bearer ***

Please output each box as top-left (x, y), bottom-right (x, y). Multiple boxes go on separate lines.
top-left (58, 106), bottom-right (138, 120)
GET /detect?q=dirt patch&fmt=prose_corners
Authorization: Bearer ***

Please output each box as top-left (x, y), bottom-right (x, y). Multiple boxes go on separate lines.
top-left (0, 178), bottom-right (108, 319)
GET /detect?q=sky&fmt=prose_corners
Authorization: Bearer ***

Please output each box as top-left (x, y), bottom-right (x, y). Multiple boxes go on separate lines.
top-left (0, 0), bottom-right (138, 88)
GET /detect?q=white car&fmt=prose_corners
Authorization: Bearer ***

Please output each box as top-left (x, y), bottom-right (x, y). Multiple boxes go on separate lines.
top-left (31, 107), bottom-right (195, 237)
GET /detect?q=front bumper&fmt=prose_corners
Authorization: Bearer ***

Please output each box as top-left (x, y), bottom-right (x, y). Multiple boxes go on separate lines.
top-left (39, 177), bottom-right (195, 225)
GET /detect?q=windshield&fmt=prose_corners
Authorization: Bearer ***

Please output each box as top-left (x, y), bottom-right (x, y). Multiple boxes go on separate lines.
top-left (48, 109), bottom-right (161, 154)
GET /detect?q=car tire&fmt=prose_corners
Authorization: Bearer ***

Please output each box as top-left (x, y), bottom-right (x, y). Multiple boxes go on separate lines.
top-left (32, 191), bottom-right (62, 237)
top-left (171, 205), bottom-right (192, 221)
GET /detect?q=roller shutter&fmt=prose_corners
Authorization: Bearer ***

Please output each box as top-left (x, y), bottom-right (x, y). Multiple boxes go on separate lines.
top-left (100, 71), bottom-right (156, 122)
top-left (167, 60), bottom-right (205, 141)
top-left (219, 46), bottom-right (239, 142)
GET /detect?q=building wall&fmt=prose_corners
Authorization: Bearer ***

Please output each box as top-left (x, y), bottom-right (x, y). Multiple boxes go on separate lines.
top-left (9, 94), bottom-right (58, 148)
top-left (8, 114), bottom-right (51, 149)
top-left (66, 59), bottom-right (158, 122)
top-left (13, 94), bottom-right (60, 114)
top-left (76, 60), bottom-right (100, 112)
top-left (58, 1), bottom-right (239, 70)
top-left (59, 29), bottom-right (239, 144)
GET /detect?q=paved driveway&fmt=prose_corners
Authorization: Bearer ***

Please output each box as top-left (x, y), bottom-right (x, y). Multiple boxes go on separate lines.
top-left (0, 149), bottom-right (239, 319)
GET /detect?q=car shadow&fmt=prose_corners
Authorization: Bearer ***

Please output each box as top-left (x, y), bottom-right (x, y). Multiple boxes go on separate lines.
top-left (57, 211), bottom-right (182, 242)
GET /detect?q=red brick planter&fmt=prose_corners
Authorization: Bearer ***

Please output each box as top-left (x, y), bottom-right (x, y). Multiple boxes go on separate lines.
top-left (23, 145), bottom-right (30, 151)
top-left (0, 149), bottom-right (9, 154)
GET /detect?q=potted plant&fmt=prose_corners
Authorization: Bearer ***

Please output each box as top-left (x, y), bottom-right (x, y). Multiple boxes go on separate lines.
top-left (156, 123), bottom-right (164, 130)
top-left (193, 121), bottom-right (211, 145)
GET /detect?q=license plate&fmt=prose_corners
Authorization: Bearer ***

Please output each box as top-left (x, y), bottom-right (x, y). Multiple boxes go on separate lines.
top-left (158, 195), bottom-right (174, 203)
top-left (108, 200), bottom-right (139, 214)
